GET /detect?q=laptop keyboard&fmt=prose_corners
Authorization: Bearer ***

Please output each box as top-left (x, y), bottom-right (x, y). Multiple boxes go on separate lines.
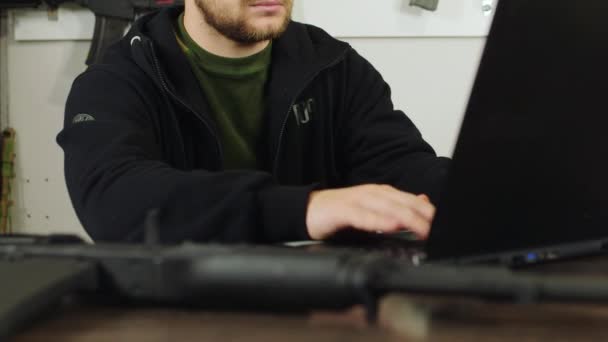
top-left (323, 230), bottom-right (428, 264)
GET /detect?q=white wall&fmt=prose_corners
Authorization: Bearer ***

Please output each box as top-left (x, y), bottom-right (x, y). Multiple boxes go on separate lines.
top-left (4, 17), bottom-right (485, 238)
top-left (7, 38), bottom-right (90, 238)
top-left (344, 37), bottom-right (484, 156)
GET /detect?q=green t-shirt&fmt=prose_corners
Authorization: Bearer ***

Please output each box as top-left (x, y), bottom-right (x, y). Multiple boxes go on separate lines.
top-left (175, 13), bottom-right (272, 170)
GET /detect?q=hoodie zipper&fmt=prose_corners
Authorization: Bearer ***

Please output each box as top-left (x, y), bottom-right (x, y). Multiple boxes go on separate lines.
top-left (147, 40), bottom-right (224, 166)
top-left (272, 50), bottom-right (350, 177)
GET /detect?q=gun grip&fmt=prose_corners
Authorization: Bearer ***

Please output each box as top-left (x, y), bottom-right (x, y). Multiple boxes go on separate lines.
top-left (87, 15), bottom-right (130, 65)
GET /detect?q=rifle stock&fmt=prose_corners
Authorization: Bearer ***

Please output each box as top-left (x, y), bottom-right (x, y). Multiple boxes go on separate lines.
top-left (87, 15), bottom-right (130, 65)
top-left (83, 0), bottom-right (184, 65)
top-left (2, 1), bottom-right (184, 65)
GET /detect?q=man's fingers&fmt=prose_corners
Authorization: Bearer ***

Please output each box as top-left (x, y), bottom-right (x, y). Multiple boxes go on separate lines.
top-left (349, 201), bottom-right (430, 239)
top-left (418, 194), bottom-right (431, 203)
top-left (362, 194), bottom-right (428, 226)
top-left (372, 202), bottom-right (430, 238)
top-left (373, 186), bottom-right (436, 221)
top-left (348, 205), bottom-right (401, 233)
top-left (394, 207), bottom-right (431, 239)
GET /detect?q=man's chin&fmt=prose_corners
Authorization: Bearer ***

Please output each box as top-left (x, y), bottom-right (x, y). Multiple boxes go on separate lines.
top-left (249, 17), bottom-right (287, 28)
top-left (248, 19), bottom-right (289, 37)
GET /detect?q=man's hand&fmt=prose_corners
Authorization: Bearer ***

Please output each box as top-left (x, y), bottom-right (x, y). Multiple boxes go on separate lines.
top-left (306, 185), bottom-right (436, 241)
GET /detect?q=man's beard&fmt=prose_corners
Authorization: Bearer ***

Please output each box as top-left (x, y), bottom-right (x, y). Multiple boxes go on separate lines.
top-left (194, 0), bottom-right (292, 44)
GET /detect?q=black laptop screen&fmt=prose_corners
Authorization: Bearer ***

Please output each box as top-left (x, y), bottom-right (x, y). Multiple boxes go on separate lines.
top-left (428, 0), bottom-right (608, 260)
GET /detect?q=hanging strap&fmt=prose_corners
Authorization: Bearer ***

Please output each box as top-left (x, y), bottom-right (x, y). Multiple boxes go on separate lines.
top-left (1, 128), bottom-right (16, 234)
top-left (410, 0), bottom-right (439, 11)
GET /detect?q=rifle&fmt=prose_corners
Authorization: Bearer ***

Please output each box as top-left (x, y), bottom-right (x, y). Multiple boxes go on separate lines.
top-left (0, 0), bottom-right (184, 65)
top-left (4, 233), bottom-right (608, 339)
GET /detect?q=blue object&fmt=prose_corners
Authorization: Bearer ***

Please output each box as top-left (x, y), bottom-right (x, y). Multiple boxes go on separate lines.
top-left (526, 253), bottom-right (538, 263)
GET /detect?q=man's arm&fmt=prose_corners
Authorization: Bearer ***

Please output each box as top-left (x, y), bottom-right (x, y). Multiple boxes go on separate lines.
top-left (339, 49), bottom-right (450, 201)
top-left (58, 69), bottom-right (313, 243)
top-left (304, 49), bottom-right (450, 241)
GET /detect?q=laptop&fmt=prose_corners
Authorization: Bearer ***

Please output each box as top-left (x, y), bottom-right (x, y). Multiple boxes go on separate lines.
top-left (324, 0), bottom-right (608, 267)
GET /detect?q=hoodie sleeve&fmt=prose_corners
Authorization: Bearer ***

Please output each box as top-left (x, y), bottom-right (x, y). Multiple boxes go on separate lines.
top-left (57, 69), bottom-right (312, 244)
top-left (339, 49), bottom-right (451, 203)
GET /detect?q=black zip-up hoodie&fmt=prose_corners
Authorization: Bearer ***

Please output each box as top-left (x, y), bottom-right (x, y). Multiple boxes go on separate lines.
top-left (57, 7), bottom-right (450, 244)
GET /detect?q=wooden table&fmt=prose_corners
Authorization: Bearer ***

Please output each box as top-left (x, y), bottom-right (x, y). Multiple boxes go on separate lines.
top-left (14, 255), bottom-right (608, 341)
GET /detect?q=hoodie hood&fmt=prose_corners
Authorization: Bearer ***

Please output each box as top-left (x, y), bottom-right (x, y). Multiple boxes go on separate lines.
top-left (109, 7), bottom-right (351, 125)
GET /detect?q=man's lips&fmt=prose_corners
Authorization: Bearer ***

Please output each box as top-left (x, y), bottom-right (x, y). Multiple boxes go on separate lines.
top-left (251, 0), bottom-right (282, 5)
top-left (250, 0), bottom-right (283, 8)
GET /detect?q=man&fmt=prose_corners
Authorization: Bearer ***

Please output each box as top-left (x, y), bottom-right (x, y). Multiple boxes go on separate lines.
top-left (57, 0), bottom-right (450, 243)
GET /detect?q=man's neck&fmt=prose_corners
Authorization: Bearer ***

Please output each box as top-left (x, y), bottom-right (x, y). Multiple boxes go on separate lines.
top-left (183, 3), bottom-right (270, 58)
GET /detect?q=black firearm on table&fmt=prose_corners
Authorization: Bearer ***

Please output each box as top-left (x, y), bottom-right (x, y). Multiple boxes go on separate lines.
top-left (0, 0), bottom-right (184, 65)
top-left (4, 232), bottom-right (608, 339)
